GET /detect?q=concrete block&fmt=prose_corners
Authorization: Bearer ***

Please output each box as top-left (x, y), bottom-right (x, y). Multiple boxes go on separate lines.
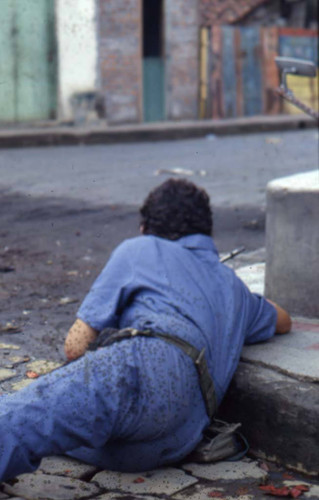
top-left (219, 363), bottom-right (319, 475)
top-left (92, 467), bottom-right (198, 496)
top-left (3, 473), bottom-right (100, 500)
top-left (265, 170), bottom-right (319, 318)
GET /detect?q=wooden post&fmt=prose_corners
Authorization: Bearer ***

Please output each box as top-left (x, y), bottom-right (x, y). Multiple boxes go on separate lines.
top-left (234, 28), bottom-right (243, 117)
top-left (211, 25), bottom-right (223, 119)
top-left (261, 27), bottom-right (280, 115)
top-left (199, 27), bottom-right (209, 119)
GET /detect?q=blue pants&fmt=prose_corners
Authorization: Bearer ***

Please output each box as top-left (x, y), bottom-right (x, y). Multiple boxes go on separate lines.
top-left (0, 337), bottom-right (208, 481)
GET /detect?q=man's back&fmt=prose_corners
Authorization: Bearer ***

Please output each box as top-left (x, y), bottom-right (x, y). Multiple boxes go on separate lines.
top-left (78, 233), bottom-right (277, 403)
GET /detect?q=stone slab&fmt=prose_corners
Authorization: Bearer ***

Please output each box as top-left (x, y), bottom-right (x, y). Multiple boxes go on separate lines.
top-left (92, 467), bottom-right (198, 496)
top-left (38, 456), bottom-right (98, 479)
top-left (10, 379), bottom-right (34, 391)
top-left (3, 473), bottom-right (101, 500)
top-left (182, 460), bottom-right (268, 482)
top-left (172, 485), bottom-right (225, 500)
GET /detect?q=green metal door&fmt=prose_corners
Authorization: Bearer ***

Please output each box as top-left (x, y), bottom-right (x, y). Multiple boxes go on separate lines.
top-left (143, 57), bottom-right (165, 122)
top-left (0, 0), bottom-right (56, 123)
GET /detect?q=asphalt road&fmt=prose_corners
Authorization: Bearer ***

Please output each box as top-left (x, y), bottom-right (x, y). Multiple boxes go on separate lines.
top-left (0, 129), bottom-right (317, 208)
top-left (0, 128), bottom-right (317, 362)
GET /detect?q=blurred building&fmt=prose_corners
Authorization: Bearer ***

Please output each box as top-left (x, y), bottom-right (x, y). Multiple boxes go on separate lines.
top-left (0, 0), bottom-right (317, 126)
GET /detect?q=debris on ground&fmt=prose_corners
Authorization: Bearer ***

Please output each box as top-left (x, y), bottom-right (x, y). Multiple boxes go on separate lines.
top-left (155, 167), bottom-right (195, 176)
top-left (58, 296), bottom-right (78, 306)
top-left (259, 483), bottom-right (310, 497)
top-left (0, 322), bottom-right (22, 333)
top-left (0, 266), bottom-right (15, 273)
top-left (0, 343), bottom-right (20, 350)
top-left (8, 355), bottom-right (30, 366)
top-left (0, 368), bottom-right (17, 382)
top-left (25, 370), bottom-right (40, 379)
top-left (25, 360), bottom-right (63, 376)
top-left (154, 167), bottom-right (208, 177)
top-left (266, 137), bottom-right (283, 144)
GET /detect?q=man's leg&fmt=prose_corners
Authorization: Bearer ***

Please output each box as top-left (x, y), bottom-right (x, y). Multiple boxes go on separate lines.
top-left (0, 346), bottom-right (139, 481)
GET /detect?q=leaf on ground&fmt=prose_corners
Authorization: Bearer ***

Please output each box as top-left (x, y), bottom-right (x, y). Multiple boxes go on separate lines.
top-left (259, 485), bottom-right (291, 496)
top-left (26, 370), bottom-right (39, 379)
top-left (282, 473), bottom-right (295, 480)
top-left (133, 477), bottom-right (145, 483)
top-left (207, 491), bottom-right (224, 498)
top-left (290, 485), bottom-right (310, 498)
top-left (259, 483), bottom-right (310, 498)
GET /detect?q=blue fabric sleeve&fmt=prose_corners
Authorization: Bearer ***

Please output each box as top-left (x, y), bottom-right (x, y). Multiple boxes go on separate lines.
top-left (244, 293), bottom-right (277, 345)
top-left (77, 242), bottom-right (134, 331)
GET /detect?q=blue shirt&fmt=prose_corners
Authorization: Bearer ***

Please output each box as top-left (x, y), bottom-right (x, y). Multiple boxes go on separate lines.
top-left (78, 234), bottom-right (277, 403)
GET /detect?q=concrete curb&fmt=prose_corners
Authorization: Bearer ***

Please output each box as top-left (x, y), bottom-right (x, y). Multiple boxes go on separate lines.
top-left (219, 362), bottom-right (319, 477)
top-left (0, 114), bottom-right (316, 149)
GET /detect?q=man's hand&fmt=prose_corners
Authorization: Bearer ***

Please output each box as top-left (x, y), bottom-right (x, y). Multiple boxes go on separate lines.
top-left (266, 299), bottom-right (292, 334)
top-left (64, 318), bottom-right (99, 360)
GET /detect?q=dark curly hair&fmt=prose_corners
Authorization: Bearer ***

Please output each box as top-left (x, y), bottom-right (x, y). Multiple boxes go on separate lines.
top-left (140, 178), bottom-right (213, 240)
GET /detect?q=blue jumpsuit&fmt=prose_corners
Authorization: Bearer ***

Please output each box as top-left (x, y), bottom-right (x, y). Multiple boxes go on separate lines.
top-left (0, 234), bottom-right (276, 480)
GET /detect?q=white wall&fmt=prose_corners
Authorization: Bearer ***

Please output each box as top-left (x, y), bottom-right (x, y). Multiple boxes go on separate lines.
top-left (56, 0), bottom-right (98, 120)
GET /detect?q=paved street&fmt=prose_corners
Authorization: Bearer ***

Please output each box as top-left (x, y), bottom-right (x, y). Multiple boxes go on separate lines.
top-left (0, 129), bottom-right (317, 207)
top-left (0, 129), bottom-right (318, 498)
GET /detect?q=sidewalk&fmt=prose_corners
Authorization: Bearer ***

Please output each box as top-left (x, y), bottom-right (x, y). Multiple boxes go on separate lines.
top-left (0, 114), bottom-right (316, 149)
top-left (0, 251), bottom-right (318, 499)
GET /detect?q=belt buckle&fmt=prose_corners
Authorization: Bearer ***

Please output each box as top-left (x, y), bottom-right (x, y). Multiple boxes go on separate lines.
top-left (195, 347), bottom-right (206, 366)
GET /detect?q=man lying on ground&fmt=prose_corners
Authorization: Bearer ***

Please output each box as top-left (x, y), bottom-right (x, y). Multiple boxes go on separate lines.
top-left (0, 179), bottom-right (291, 481)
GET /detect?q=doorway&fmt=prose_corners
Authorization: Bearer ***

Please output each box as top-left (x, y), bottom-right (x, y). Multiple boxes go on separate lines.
top-left (0, 0), bottom-right (56, 123)
top-left (142, 0), bottom-right (165, 122)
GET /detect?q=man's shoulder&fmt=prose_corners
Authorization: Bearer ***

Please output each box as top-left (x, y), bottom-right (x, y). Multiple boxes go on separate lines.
top-left (114, 235), bottom-right (157, 255)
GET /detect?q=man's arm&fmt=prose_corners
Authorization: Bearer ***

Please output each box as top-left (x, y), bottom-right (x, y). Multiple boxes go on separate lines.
top-left (64, 318), bottom-right (99, 360)
top-left (266, 299), bottom-right (292, 334)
